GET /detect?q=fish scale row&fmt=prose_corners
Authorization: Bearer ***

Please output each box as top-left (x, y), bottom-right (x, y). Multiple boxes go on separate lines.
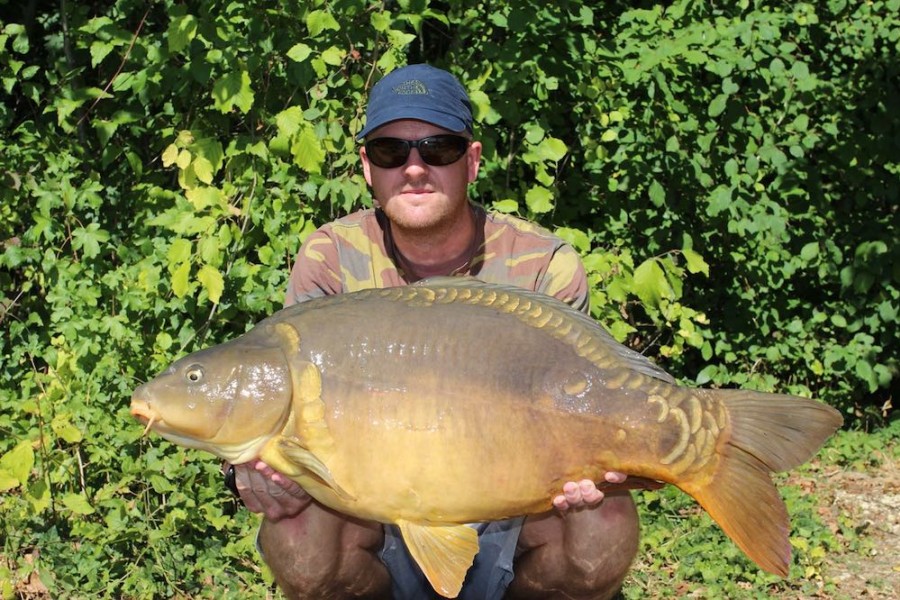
top-left (390, 284), bottom-right (629, 373)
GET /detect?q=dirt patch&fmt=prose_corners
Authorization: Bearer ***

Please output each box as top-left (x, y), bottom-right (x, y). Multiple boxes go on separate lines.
top-left (814, 454), bottom-right (900, 599)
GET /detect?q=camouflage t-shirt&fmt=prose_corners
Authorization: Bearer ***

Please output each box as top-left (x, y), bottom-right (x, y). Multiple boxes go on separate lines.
top-left (284, 203), bottom-right (589, 312)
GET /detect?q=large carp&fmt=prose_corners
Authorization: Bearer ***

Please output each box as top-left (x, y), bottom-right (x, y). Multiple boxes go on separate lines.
top-left (131, 277), bottom-right (842, 597)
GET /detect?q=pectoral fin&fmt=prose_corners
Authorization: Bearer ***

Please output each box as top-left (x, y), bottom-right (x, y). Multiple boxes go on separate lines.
top-left (272, 322), bottom-right (336, 449)
top-left (278, 437), bottom-right (355, 502)
top-left (397, 520), bottom-right (479, 599)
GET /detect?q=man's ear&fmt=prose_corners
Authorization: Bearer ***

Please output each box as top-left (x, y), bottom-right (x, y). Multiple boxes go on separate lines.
top-left (359, 146), bottom-right (374, 186)
top-left (466, 141), bottom-right (483, 183)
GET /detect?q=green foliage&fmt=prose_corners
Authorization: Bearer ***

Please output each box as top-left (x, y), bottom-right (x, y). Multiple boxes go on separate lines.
top-left (1, 0), bottom-right (897, 596)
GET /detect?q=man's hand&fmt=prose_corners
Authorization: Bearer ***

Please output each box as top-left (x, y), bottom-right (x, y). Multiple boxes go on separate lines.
top-left (230, 460), bottom-right (312, 521)
top-left (552, 472), bottom-right (628, 511)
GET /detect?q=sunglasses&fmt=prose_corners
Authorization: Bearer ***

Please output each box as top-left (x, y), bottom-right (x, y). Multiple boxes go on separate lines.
top-left (364, 135), bottom-right (470, 169)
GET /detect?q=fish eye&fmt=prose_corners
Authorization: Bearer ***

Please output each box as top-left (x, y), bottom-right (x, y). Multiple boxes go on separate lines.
top-left (185, 365), bottom-right (204, 383)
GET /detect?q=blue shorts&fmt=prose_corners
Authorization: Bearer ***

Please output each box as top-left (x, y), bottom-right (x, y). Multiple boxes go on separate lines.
top-left (379, 517), bottom-right (525, 600)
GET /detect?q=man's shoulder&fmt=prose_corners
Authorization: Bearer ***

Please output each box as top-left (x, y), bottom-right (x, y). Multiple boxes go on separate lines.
top-left (318, 208), bottom-right (380, 234)
top-left (307, 208), bottom-right (387, 249)
top-left (483, 210), bottom-right (567, 248)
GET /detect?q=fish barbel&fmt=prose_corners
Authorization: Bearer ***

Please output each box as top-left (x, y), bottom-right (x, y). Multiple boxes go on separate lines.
top-left (130, 277), bottom-right (842, 597)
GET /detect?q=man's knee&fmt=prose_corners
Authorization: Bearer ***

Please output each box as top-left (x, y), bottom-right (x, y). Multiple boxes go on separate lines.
top-left (511, 493), bottom-right (640, 599)
top-left (259, 504), bottom-right (391, 599)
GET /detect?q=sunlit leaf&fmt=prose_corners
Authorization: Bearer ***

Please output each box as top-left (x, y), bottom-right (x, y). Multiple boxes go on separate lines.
top-left (633, 258), bottom-right (671, 307)
top-left (62, 493), bottom-right (95, 515)
top-left (275, 106), bottom-right (305, 137)
top-left (171, 261), bottom-right (191, 298)
top-left (291, 125), bottom-right (325, 174)
top-left (51, 414), bottom-right (83, 444)
top-left (306, 10), bottom-right (340, 38)
top-left (0, 441), bottom-right (34, 487)
top-left (682, 249), bottom-right (709, 276)
top-left (525, 186), bottom-right (554, 214)
top-left (197, 264), bottom-right (224, 304)
top-left (212, 70), bottom-right (254, 114)
top-left (167, 14), bottom-right (197, 54)
top-left (286, 43), bottom-right (312, 63)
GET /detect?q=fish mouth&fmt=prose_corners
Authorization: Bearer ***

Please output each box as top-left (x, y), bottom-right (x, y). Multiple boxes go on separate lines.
top-left (130, 398), bottom-right (161, 437)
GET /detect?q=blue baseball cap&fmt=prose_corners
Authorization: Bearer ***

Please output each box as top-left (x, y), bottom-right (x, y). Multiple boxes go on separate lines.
top-left (356, 64), bottom-right (474, 140)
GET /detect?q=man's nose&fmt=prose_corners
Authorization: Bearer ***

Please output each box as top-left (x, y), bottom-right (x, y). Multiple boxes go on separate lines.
top-left (402, 148), bottom-right (428, 174)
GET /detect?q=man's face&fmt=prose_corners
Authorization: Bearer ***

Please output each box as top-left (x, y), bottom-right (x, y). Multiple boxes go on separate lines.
top-left (360, 119), bottom-right (482, 233)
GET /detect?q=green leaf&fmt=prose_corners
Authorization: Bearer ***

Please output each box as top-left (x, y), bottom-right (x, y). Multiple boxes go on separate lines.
top-left (191, 137), bottom-right (224, 174)
top-left (682, 249), bottom-right (709, 276)
top-left (525, 186), bottom-right (554, 214)
top-left (648, 180), bottom-right (665, 207)
top-left (291, 126), bottom-right (325, 174)
top-left (192, 156), bottom-right (214, 184)
top-left (696, 364), bottom-right (719, 385)
top-left (72, 223), bottom-right (110, 259)
top-left (800, 242), bottom-right (819, 262)
top-left (535, 137), bottom-right (568, 162)
top-left (90, 41), bottom-right (115, 68)
top-left (854, 360), bottom-right (875, 390)
top-left (198, 265), bottom-right (224, 304)
top-left (555, 227), bottom-right (591, 253)
top-left (608, 320), bottom-right (636, 342)
top-left (176, 148), bottom-right (192, 169)
top-left (93, 119), bottom-right (118, 147)
top-left (287, 43), bottom-right (313, 63)
top-left (0, 441), bottom-right (34, 488)
top-left (708, 94), bottom-right (728, 117)
top-left (877, 301), bottom-right (897, 323)
top-left (62, 493), bottom-right (95, 515)
top-left (0, 468), bottom-right (19, 491)
top-left (275, 106), bottom-right (306, 137)
top-left (171, 261), bottom-right (191, 297)
top-left (168, 15), bottom-right (197, 54)
top-left (492, 199), bottom-right (519, 214)
top-left (185, 186), bottom-right (223, 211)
top-left (633, 258), bottom-right (671, 308)
top-left (167, 238), bottom-right (192, 265)
top-left (706, 185), bottom-right (732, 216)
top-left (27, 480), bottom-right (51, 514)
top-left (321, 46), bottom-right (345, 66)
top-left (370, 11), bottom-right (391, 33)
top-left (198, 235), bottom-right (221, 265)
top-left (524, 124), bottom-right (545, 145)
top-left (306, 10), bottom-right (340, 38)
top-left (51, 414), bottom-right (83, 443)
top-left (212, 70), bottom-right (254, 114)
top-left (79, 16), bottom-right (113, 35)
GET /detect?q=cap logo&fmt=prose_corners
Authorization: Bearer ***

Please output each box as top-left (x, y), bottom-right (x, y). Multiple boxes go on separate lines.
top-left (392, 79), bottom-right (429, 95)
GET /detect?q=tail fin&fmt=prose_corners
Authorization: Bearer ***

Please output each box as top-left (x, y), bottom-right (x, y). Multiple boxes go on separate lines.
top-left (684, 390), bottom-right (842, 576)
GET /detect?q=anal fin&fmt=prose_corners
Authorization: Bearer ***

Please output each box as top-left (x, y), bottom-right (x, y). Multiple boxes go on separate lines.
top-left (397, 520), bottom-right (479, 599)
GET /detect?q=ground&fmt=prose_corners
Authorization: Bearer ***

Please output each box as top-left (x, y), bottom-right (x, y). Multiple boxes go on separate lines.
top-left (811, 452), bottom-right (900, 599)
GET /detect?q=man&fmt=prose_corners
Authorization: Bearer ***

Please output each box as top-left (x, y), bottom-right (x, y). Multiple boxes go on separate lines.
top-left (231, 64), bottom-right (640, 599)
